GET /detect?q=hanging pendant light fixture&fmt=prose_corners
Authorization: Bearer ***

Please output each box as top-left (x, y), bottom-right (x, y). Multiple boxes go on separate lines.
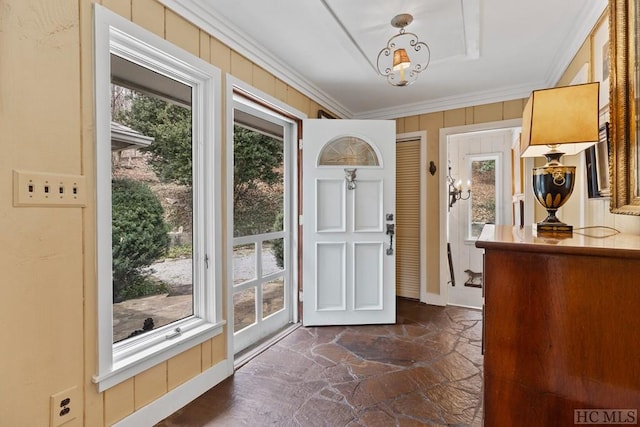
top-left (377, 13), bottom-right (431, 87)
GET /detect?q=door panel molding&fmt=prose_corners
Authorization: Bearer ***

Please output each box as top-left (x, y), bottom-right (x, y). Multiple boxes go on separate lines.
top-left (316, 179), bottom-right (346, 232)
top-left (315, 242), bottom-right (347, 311)
top-left (353, 180), bottom-right (384, 232)
top-left (353, 242), bottom-right (384, 310)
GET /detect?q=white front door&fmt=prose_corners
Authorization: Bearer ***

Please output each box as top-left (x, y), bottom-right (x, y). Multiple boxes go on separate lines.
top-left (302, 119), bottom-right (396, 326)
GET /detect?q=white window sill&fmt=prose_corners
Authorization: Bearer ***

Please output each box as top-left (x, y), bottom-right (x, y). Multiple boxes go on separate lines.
top-left (93, 320), bottom-right (225, 392)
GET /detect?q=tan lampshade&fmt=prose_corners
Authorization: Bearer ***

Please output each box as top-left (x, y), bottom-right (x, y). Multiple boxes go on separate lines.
top-left (392, 48), bottom-right (411, 71)
top-left (520, 82), bottom-right (600, 158)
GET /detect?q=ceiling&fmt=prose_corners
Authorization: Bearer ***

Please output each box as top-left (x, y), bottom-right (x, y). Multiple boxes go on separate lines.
top-left (159, 0), bottom-right (607, 119)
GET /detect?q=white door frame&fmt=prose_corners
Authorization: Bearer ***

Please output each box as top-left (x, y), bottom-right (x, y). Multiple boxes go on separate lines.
top-left (438, 119), bottom-right (533, 304)
top-left (396, 131), bottom-right (427, 303)
top-left (225, 76), bottom-right (306, 365)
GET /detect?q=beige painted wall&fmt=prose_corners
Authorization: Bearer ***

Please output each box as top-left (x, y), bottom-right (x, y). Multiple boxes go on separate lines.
top-left (555, 9), bottom-right (640, 235)
top-left (400, 8), bottom-right (640, 297)
top-left (0, 1), bottom-right (86, 426)
top-left (395, 100), bottom-right (526, 295)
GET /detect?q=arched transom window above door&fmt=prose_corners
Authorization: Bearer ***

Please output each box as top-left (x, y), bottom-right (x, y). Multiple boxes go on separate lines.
top-left (317, 136), bottom-right (380, 167)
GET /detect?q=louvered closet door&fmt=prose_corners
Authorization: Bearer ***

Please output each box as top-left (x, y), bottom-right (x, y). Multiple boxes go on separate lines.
top-left (396, 139), bottom-right (421, 299)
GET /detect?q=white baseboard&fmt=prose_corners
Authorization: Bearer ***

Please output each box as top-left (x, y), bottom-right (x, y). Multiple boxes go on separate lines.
top-left (114, 359), bottom-right (233, 427)
top-left (425, 292), bottom-right (447, 306)
top-left (447, 302), bottom-right (482, 311)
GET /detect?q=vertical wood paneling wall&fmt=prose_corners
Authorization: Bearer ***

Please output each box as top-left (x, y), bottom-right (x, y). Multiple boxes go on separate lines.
top-left (88, 1), bottom-right (324, 425)
top-left (0, 1), bottom-right (85, 427)
top-left (395, 100), bottom-right (526, 295)
top-left (0, 0), bottom-right (322, 425)
top-left (554, 10), bottom-right (640, 235)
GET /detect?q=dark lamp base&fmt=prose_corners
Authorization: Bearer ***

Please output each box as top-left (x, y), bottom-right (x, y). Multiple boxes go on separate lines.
top-left (532, 157), bottom-right (576, 237)
top-left (534, 222), bottom-right (573, 235)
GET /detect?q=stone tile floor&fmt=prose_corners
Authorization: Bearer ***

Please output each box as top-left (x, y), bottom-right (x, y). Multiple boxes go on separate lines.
top-left (157, 298), bottom-right (483, 426)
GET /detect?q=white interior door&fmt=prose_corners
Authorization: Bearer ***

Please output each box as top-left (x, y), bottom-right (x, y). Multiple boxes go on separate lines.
top-left (302, 119), bottom-right (396, 326)
top-left (447, 129), bottom-right (513, 308)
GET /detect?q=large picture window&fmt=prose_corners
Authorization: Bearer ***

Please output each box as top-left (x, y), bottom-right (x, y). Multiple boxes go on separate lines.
top-left (93, 6), bottom-right (223, 391)
top-left (110, 83), bottom-right (195, 343)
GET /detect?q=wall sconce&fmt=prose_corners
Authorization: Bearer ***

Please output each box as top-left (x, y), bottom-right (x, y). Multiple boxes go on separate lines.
top-left (376, 13), bottom-right (431, 87)
top-left (520, 82), bottom-right (599, 234)
top-left (448, 163), bottom-right (470, 209)
top-left (344, 168), bottom-right (357, 190)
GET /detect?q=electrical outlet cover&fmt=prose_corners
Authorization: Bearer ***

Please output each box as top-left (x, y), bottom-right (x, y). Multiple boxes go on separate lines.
top-left (50, 386), bottom-right (78, 427)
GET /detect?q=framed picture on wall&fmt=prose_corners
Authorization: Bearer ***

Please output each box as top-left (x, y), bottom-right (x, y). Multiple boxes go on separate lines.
top-left (591, 13), bottom-right (609, 111)
top-left (586, 121), bottom-right (611, 198)
top-left (585, 13), bottom-right (611, 198)
top-left (585, 145), bottom-right (599, 198)
top-left (317, 109), bottom-right (336, 119)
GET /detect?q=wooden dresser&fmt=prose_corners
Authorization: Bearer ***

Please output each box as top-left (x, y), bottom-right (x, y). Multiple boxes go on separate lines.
top-left (476, 225), bottom-right (640, 426)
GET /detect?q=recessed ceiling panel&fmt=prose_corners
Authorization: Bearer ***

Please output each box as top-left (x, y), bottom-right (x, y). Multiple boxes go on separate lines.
top-left (179, 0), bottom-right (606, 117)
top-left (326, 0), bottom-right (469, 64)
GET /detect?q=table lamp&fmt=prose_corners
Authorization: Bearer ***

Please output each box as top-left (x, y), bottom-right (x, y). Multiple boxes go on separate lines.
top-left (520, 82), bottom-right (599, 234)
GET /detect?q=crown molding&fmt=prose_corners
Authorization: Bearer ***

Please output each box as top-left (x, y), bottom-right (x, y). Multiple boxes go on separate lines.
top-left (158, 0), bottom-right (351, 118)
top-left (159, 0), bottom-right (608, 121)
top-left (358, 0), bottom-right (609, 120)
top-left (544, 0), bottom-right (608, 87)
top-left (352, 81), bottom-right (545, 120)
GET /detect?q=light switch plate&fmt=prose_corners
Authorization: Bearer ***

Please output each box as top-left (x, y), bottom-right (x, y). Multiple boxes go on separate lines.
top-left (13, 170), bottom-right (87, 207)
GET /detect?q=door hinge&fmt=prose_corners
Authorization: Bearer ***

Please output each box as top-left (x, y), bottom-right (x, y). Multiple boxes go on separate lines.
top-left (298, 139), bottom-right (303, 150)
top-left (298, 290), bottom-right (303, 301)
top-left (299, 214), bottom-right (303, 225)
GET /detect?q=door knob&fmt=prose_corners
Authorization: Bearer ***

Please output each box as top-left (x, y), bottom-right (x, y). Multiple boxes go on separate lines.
top-left (386, 224), bottom-right (395, 235)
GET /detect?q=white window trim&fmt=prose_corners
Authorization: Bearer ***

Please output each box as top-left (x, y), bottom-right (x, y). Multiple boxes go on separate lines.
top-left (93, 5), bottom-right (224, 392)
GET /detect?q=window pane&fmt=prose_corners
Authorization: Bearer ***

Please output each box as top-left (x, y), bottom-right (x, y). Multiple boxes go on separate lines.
top-left (318, 136), bottom-right (379, 166)
top-left (262, 239), bottom-right (284, 276)
top-left (233, 243), bottom-right (256, 285)
top-left (263, 278), bottom-right (284, 318)
top-left (470, 159), bottom-right (496, 238)
top-left (111, 85), bottom-right (193, 343)
top-left (233, 124), bottom-right (284, 237)
top-left (234, 288), bottom-right (256, 332)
